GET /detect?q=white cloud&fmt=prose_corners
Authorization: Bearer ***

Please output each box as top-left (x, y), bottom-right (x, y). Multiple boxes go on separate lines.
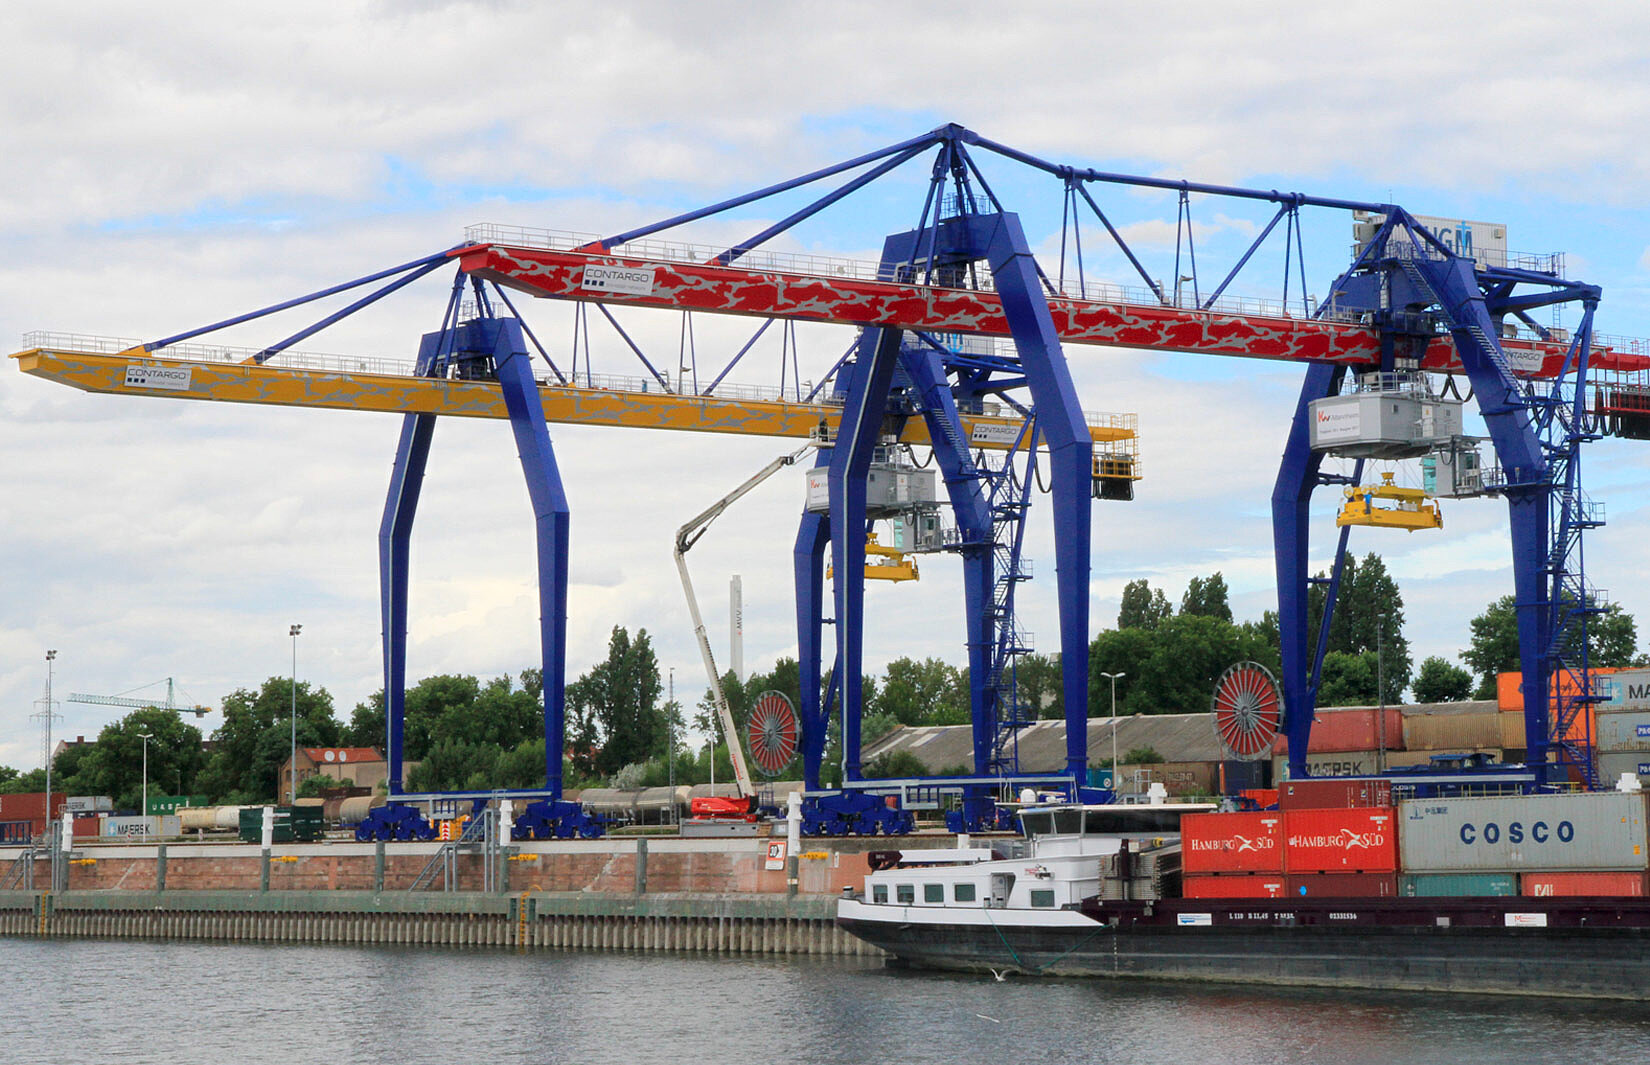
top-left (2, 2), bottom-right (1649, 766)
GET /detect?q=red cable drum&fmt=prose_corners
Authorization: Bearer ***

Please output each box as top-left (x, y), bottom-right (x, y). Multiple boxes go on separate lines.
top-left (746, 691), bottom-right (799, 776)
top-left (1212, 661), bottom-right (1282, 758)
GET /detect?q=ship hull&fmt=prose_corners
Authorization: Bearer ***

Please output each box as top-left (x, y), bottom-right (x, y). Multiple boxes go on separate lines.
top-left (837, 898), bottom-right (1650, 1000)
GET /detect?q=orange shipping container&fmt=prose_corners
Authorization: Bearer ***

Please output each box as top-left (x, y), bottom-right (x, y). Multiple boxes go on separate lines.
top-left (1521, 872), bottom-right (1650, 898)
top-left (1183, 874), bottom-right (1286, 899)
top-left (1282, 808), bottom-right (1398, 874)
top-left (1272, 708), bottom-right (1404, 754)
top-left (1181, 812), bottom-right (1283, 875)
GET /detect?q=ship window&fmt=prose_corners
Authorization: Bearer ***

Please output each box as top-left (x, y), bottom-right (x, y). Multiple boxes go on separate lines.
top-left (954, 883), bottom-right (977, 902)
top-left (872, 885), bottom-right (887, 904)
top-left (1052, 809), bottom-right (1082, 834)
top-left (1030, 889), bottom-right (1056, 908)
top-left (924, 884), bottom-right (944, 903)
top-left (1019, 812), bottom-right (1052, 838)
top-left (896, 884), bottom-right (915, 904)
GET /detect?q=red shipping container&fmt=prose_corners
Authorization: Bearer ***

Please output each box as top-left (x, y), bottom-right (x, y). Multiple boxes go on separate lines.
top-left (1521, 872), bottom-right (1650, 898)
top-left (0, 793), bottom-right (66, 821)
top-left (1282, 808), bottom-right (1397, 873)
top-left (1181, 812), bottom-right (1283, 874)
top-left (1184, 875), bottom-right (1286, 899)
top-left (1285, 873), bottom-right (1399, 898)
top-left (1273, 709), bottom-right (1404, 754)
top-left (1240, 789), bottom-right (1279, 809)
top-left (71, 816), bottom-right (101, 839)
top-left (1278, 778), bottom-right (1393, 812)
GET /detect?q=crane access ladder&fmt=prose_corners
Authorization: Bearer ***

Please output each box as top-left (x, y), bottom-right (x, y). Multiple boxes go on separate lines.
top-left (407, 803), bottom-right (507, 892)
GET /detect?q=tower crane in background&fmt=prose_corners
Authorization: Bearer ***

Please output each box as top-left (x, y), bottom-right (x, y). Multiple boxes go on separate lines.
top-left (68, 678), bottom-right (211, 719)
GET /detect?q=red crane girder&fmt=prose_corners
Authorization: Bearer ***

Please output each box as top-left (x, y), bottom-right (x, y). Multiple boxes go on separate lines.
top-left (455, 244), bottom-right (1649, 378)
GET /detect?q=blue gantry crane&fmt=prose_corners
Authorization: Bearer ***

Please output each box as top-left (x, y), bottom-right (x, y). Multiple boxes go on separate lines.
top-left (18, 122), bottom-right (1650, 833)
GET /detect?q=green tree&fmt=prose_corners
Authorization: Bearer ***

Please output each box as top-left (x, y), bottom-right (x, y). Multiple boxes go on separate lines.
top-left (872, 656), bottom-right (965, 726)
top-left (1013, 652), bottom-right (1063, 719)
top-left (1118, 579), bottom-right (1172, 630)
top-left (1179, 572), bottom-right (1233, 622)
top-left (59, 707), bottom-right (207, 810)
top-left (1316, 650), bottom-right (1378, 707)
top-left (1089, 614), bottom-right (1278, 716)
top-left (196, 677), bottom-right (340, 802)
top-left (567, 626), bottom-right (667, 778)
top-left (1308, 552), bottom-right (1412, 699)
top-left (1124, 746), bottom-right (1164, 764)
top-left (1413, 656), bottom-right (1474, 703)
top-left (0, 768), bottom-right (46, 794)
top-left (1465, 595), bottom-right (1645, 699)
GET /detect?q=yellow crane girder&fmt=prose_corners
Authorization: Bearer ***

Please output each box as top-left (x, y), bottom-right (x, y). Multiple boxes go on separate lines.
top-left (12, 346), bottom-right (1140, 458)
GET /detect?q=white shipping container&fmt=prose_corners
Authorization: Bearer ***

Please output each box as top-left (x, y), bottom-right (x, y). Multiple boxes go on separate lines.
top-left (1597, 670), bottom-right (1650, 711)
top-left (100, 815), bottom-right (182, 839)
top-left (1596, 752), bottom-right (1650, 788)
top-left (1596, 710), bottom-right (1650, 753)
top-left (1398, 792), bottom-right (1649, 873)
top-left (64, 796), bottom-right (112, 814)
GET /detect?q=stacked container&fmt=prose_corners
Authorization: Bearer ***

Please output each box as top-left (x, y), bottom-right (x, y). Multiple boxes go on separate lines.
top-left (1180, 811), bottom-right (1284, 898)
top-left (1397, 791), bottom-right (1650, 898)
top-left (1279, 778), bottom-right (1398, 897)
top-left (1593, 670), bottom-right (1650, 787)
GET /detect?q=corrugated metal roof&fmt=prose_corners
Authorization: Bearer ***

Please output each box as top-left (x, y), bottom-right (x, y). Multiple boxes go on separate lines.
top-left (859, 701), bottom-right (1504, 774)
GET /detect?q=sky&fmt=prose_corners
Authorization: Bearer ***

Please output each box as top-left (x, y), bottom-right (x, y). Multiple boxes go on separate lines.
top-left (3, 1), bottom-right (1649, 770)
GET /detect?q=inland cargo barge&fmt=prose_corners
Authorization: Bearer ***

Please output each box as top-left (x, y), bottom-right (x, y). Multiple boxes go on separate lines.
top-left (836, 790), bottom-right (1650, 999)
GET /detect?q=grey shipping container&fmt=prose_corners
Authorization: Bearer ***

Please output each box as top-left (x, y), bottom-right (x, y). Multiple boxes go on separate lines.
top-left (1398, 792), bottom-right (1650, 873)
top-left (1596, 751), bottom-right (1650, 788)
top-left (1598, 669), bottom-right (1650, 711)
top-left (1399, 873), bottom-right (1518, 897)
top-left (1596, 710), bottom-right (1650, 753)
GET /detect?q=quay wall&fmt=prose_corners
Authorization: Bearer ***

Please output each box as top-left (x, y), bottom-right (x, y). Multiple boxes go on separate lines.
top-left (0, 834), bottom-right (940, 895)
top-left (0, 889), bottom-right (877, 956)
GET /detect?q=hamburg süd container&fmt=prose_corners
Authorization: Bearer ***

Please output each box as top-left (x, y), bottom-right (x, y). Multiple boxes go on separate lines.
top-left (1399, 873), bottom-right (1518, 897)
top-left (1181, 812), bottom-right (1283, 875)
top-left (1521, 871), bottom-right (1650, 897)
top-left (1285, 873), bottom-right (1399, 898)
top-left (1182, 874), bottom-right (1286, 899)
top-left (1278, 778), bottom-right (1393, 812)
top-left (1282, 808), bottom-right (1397, 873)
top-left (1398, 792), bottom-right (1650, 873)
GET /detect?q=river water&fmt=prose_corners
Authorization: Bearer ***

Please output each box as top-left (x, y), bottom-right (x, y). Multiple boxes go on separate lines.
top-left (2, 938), bottom-right (1647, 1064)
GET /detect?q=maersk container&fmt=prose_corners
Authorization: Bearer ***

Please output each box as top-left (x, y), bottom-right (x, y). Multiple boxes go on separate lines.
top-left (1595, 711), bottom-right (1650, 753)
top-left (1181, 812), bottom-right (1282, 875)
top-left (1397, 792), bottom-right (1650, 873)
top-left (1182, 874), bottom-right (1285, 899)
top-left (1597, 669), bottom-right (1650, 711)
top-left (65, 796), bottom-right (113, 814)
top-left (1282, 808), bottom-right (1397, 873)
top-left (100, 815), bottom-right (181, 839)
top-left (1399, 873), bottom-right (1518, 897)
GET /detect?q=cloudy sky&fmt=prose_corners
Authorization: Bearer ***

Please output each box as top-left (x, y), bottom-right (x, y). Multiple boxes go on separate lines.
top-left (3, 2), bottom-right (1649, 769)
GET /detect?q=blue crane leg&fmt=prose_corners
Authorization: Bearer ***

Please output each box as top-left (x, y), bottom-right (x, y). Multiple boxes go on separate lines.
top-left (827, 326), bottom-right (905, 782)
top-left (491, 320), bottom-right (572, 799)
top-left (897, 343), bottom-right (995, 772)
top-left (379, 410), bottom-right (435, 795)
top-left (984, 215), bottom-right (1094, 780)
top-left (793, 507), bottom-right (829, 790)
top-left (1272, 362), bottom-right (1342, 778)
top-left (1411, 252), bottom-right (1551, 779)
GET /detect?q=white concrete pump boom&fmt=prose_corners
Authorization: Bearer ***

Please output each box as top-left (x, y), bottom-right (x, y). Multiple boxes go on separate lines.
top-left (674, 444), bottom-right (814, 800)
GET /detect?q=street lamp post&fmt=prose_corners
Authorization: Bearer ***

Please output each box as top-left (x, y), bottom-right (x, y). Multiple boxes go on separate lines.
top-left (289, 624), bottom-right (302, 804)
top-left (1098, 671), bottom-right (1126, 788)
top-left (137, 732), bottom-right (152, 821)
top-left (44, 650), bottom-right (57, 808)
